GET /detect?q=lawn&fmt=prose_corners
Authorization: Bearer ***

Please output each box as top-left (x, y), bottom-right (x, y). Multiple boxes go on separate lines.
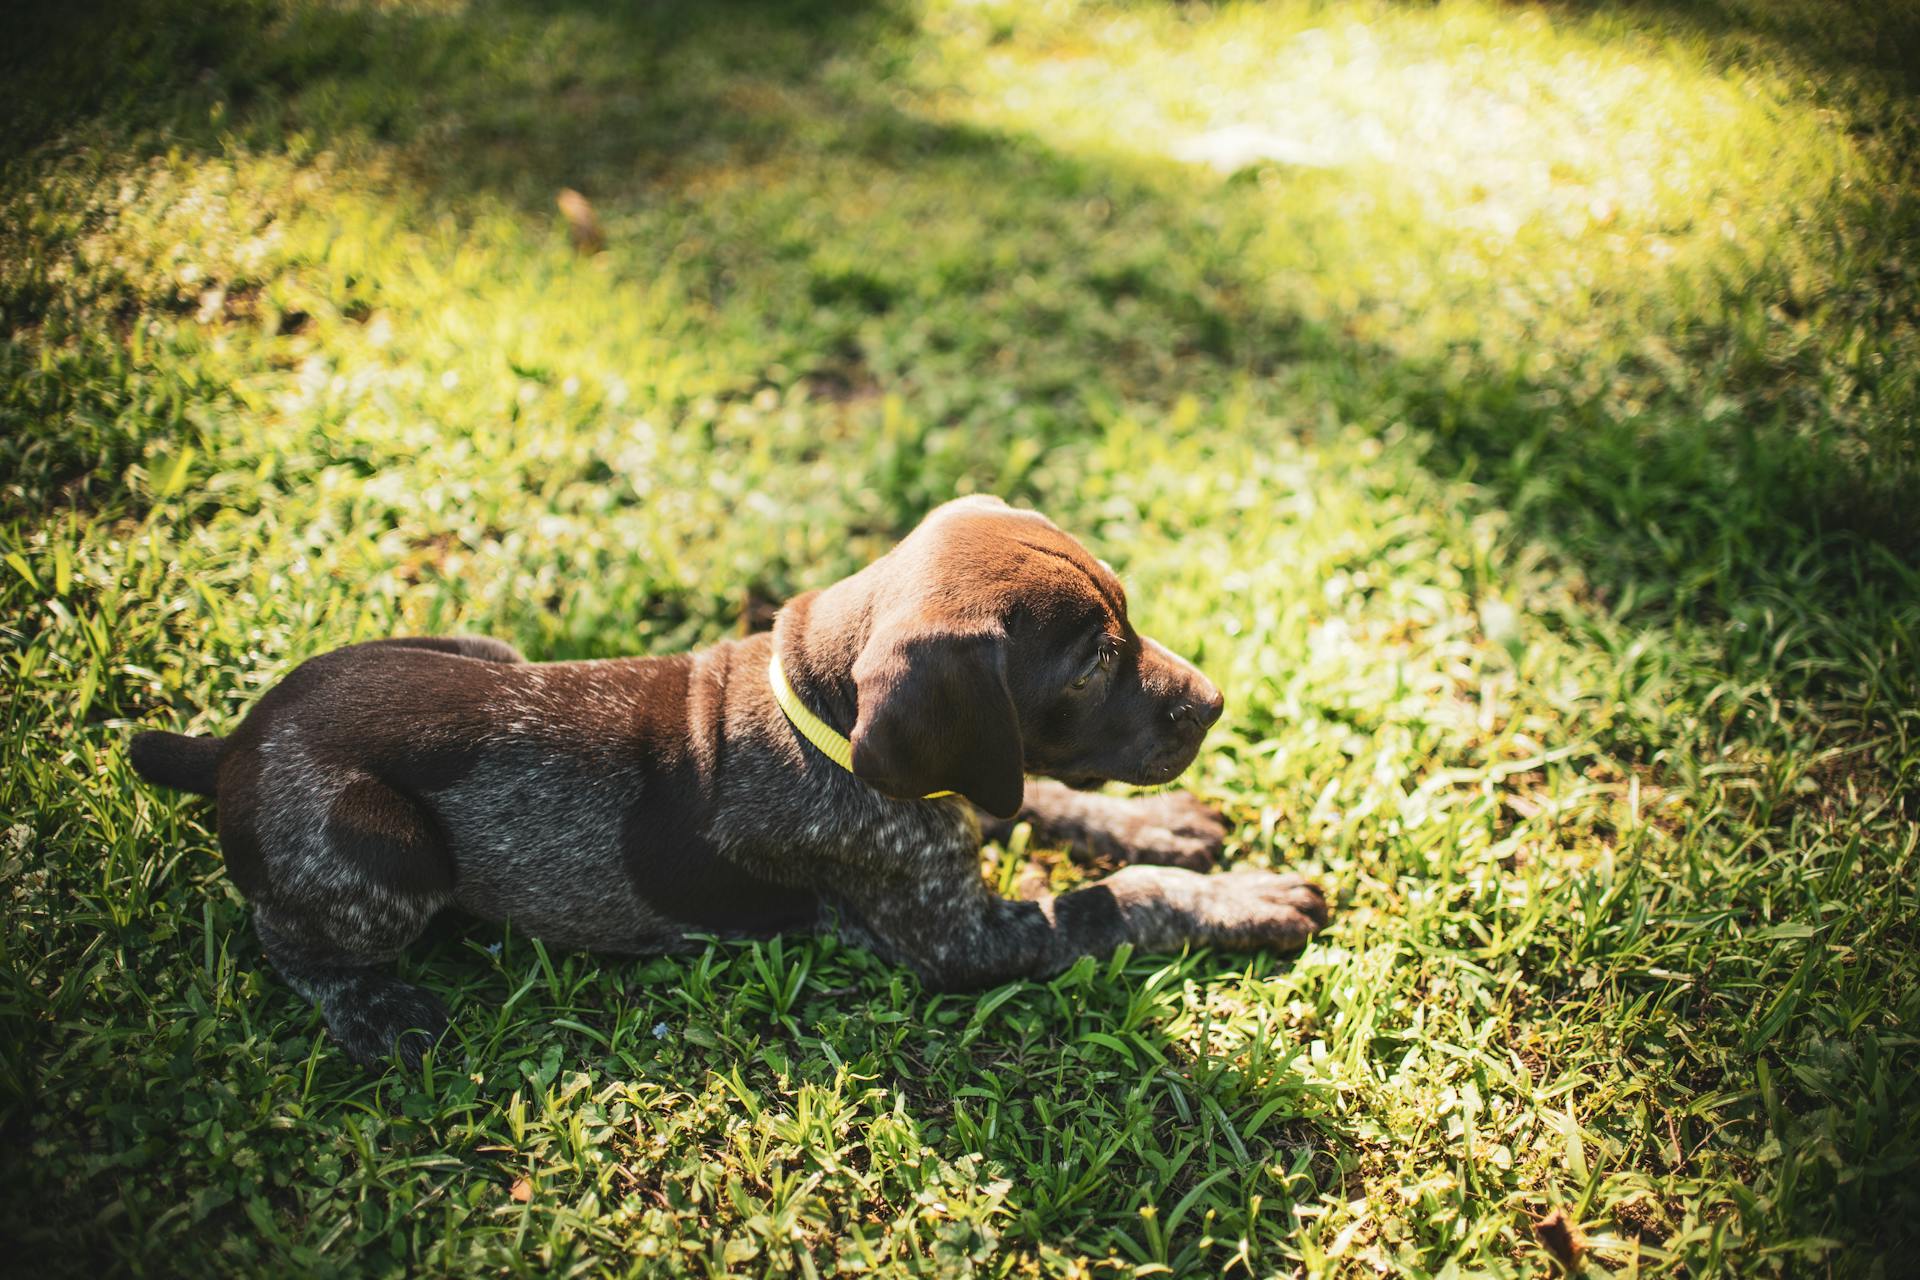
top-left (3, 0), bottom-right (1917, 1273)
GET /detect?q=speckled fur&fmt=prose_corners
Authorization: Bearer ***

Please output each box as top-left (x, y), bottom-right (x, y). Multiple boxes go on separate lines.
top-left (130, 499), bottom-right (1329, 1068)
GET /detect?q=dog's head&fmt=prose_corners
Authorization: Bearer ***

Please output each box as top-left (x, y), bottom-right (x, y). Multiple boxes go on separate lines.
top-left (792, 495), bottom-right (1222, 818)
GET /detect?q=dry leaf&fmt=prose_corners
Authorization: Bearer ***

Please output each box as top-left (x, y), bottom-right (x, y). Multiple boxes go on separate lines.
top-left (556, 188), bottom-right (604, 255)
top-left (509, 1176), bottom-right (532, 1203)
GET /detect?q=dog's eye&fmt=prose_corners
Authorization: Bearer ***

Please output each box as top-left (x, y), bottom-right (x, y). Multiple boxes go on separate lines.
top-left (1069, 645), bottom-right (1114, 691)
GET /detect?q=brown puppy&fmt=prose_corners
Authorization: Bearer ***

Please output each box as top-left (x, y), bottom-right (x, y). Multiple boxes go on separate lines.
top-left (131, 497), bottom-right (1328, 1067)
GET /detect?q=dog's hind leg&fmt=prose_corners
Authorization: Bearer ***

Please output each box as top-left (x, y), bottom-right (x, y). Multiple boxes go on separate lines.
top-left (257, 914), bottom-right (451, 1069)
top-left (236, 767), bottom-right (456, 1068)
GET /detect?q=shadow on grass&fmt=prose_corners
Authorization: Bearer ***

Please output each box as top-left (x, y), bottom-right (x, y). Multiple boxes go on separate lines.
top-left (4, 0), bottom-right (899, 200)
top-left (9, 0), bottom-right (1913, 596)
top-left (1560, 0), bottom-right (1920, 88)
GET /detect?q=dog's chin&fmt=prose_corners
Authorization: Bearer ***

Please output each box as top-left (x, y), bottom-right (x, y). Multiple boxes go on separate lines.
top-left (1129, 748), bottom-right (1204, 787)
top-left (1050, 749), bottom-right (1200, 792)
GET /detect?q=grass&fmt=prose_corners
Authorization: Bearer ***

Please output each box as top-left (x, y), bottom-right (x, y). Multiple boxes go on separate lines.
top-left (2, 0), bottom-right (1918, 1273)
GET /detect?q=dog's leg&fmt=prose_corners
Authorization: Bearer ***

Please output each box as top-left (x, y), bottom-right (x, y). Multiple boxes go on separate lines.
top-left (355, 635), bottom-right (527, 663)
top-left (234, 769), bottom-right (455, 1068)
top-left (979, 779), bottom-right (1230, 870)
top-left (844, 854), bottom-right (1326, 992)
top-left (257, 914), bottom-right (451, 1069)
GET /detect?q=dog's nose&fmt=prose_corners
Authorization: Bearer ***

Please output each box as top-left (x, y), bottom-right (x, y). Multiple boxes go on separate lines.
top-left (1198, 685), bottom-right (1224, 728)
top-left (1173, 686), bottom-right (1224, 732)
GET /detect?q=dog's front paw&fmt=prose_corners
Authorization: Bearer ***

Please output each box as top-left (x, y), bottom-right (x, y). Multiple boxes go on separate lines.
top-left (1197, 869), bottom-right (1328, 952)
top-left (1106, 792), bottom-right (1231, 870)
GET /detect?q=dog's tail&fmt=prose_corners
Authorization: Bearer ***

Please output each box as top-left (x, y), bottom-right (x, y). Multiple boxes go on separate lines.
top-left (129, 731), bottom-right (224, 796)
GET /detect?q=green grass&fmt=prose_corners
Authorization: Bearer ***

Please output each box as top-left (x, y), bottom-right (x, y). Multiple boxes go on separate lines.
top-left (3, 0), bottom-right (1918, 1273)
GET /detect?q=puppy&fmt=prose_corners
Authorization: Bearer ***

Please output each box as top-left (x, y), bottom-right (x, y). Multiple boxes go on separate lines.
top-left (132, 497), bottom-right (1328, 1066)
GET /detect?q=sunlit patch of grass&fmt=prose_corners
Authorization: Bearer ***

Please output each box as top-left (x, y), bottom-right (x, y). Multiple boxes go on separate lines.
top-left (927, 0), bottom-right (1846, 264)
top-left (2, 0), bottom-right (1918, 1274)
top-left (913, 0), bottom-right (1914, 497)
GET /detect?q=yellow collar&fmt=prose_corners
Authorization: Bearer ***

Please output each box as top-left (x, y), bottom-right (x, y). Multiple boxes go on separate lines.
top-left (767, 650), bottom-right (954, 799)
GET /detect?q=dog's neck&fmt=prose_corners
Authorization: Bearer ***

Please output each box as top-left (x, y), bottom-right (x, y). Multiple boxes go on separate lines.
top-left (770, 581), bottom-right (873, 736)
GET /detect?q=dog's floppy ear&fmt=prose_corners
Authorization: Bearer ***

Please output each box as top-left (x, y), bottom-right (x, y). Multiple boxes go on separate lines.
top-left (849, 623), bottom-right (1024, 818)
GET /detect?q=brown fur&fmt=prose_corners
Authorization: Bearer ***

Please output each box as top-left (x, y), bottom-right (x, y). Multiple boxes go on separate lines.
top-left (131, 497), bottom-right (1328, 1067)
